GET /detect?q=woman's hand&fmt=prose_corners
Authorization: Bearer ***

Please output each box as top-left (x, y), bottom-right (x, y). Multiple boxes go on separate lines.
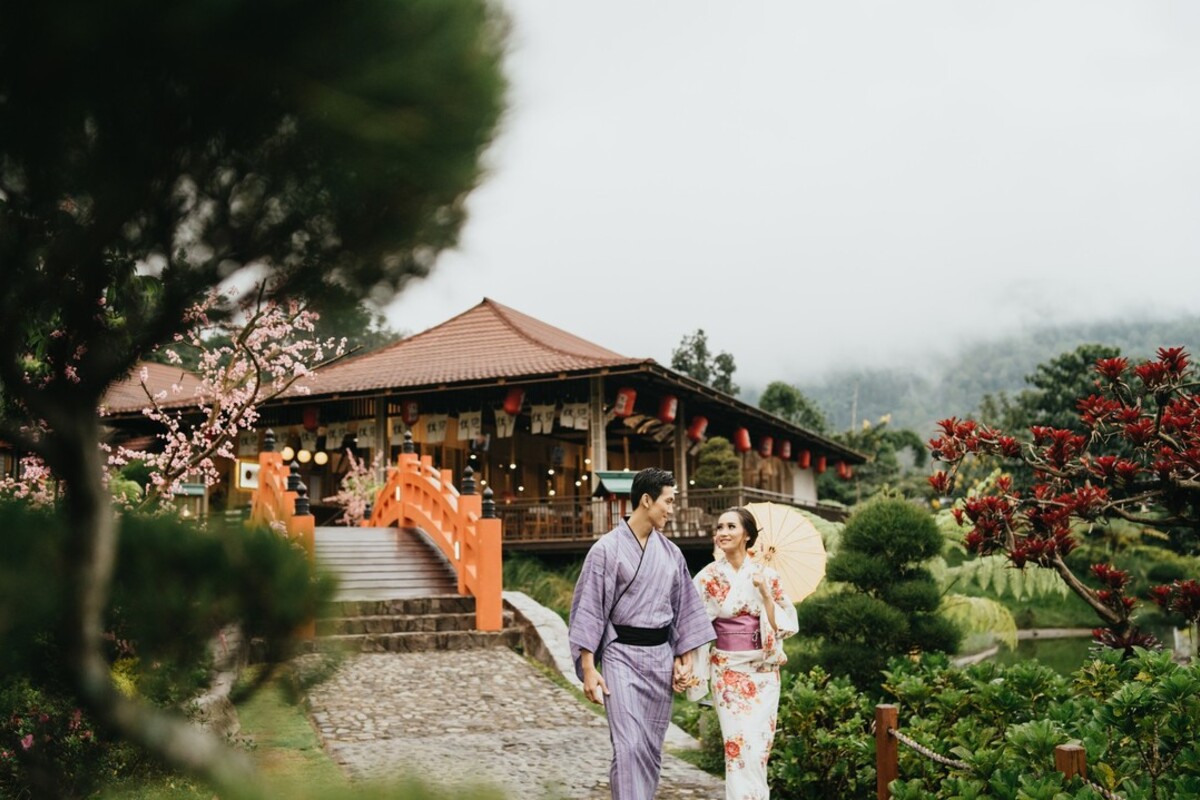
top-left (752, 572), bottom-right (772, 600)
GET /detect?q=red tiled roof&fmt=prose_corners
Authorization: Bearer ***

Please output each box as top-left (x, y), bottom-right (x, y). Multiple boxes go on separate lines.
top-left (103, 361), bottom-right (204, 415)
top-left (303, 298), bottom-right (650, 395)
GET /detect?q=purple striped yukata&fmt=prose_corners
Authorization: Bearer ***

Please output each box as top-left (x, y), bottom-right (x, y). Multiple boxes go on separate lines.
top-left (569, 519), bottom-right (716, 800)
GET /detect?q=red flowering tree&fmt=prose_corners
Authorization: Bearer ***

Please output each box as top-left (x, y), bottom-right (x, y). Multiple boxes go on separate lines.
top-left (928, 347), bottom-right (1200, 650)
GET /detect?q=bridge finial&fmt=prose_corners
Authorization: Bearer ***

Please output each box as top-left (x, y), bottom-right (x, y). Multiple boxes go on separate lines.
top-left (294, 481), bottom-right (310, 517)
top-left (263, 429), bottom-right (275, 452)
top-left (402, 430), bottom-right (415, 454)
top-left (288, 460), bottom-right (301, 492)
top-left (461, 465), bottom-right (476, 495)
top-left (482, 486), bottom-right (496, 519)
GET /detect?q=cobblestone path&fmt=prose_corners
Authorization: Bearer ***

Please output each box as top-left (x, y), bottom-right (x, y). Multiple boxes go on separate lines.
top-left (305, 649), bottom-right (725, 799)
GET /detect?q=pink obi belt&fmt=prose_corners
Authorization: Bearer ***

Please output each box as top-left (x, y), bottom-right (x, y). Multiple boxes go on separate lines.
top-left (713, 615), bottom-right (761, 651)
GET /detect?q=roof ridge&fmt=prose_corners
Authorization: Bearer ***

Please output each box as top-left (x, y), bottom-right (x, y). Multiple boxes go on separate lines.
top-left (322, 299), bottom-right (492, 369)
top-left (483, 298), bottom-right (632, 363)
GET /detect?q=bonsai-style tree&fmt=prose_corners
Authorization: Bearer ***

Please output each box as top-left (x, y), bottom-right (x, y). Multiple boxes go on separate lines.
top-left (0, 1), bottom-right (506, 794)
top-left (692, 436), bottom-right (742, 489)
top-left (795, 498), bottom-right (961, 690)
top-left (929, 346), bottom-right (1200, 650)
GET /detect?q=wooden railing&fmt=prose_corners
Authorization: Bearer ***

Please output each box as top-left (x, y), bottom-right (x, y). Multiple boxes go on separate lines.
top-left (496, 486), bottom-right (845, 543)
top-left (248, 429), bottom-right (316, 638)
top-left (368, 441), bottom-right (502, 632)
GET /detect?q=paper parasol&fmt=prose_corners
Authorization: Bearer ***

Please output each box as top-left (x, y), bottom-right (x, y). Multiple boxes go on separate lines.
top-left (744, 501), bottom-right (827, 602)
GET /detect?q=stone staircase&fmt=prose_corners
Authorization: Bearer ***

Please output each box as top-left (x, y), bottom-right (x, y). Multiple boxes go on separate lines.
top-left (313, 526), bottom-right (521, 653)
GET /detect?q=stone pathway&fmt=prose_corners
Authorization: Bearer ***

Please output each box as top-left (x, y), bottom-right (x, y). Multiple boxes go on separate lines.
top-left (305, 649), bottom-right (725, 799)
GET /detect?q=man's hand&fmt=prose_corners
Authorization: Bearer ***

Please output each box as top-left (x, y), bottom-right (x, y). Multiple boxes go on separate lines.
top-left (672, 653), bottom-right (699, 693)
top-left (583, 666), bottom-right (610, 705)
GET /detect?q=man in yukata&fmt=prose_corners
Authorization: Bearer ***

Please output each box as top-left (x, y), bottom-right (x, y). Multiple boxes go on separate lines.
top-left (569, 467), bottom-right (716, 800)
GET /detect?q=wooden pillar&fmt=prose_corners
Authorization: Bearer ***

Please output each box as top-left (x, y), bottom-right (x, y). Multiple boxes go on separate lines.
top-left (673, 398), bottom-right (688, 505)
top-left (374, 397), bottom-right (388, 483)
top-left (589, 376), bottom-right (608, 534)
top-left (1054, 744), bottom-right (1087, 781)
top-left (875, 704), bottom-right (898, 800)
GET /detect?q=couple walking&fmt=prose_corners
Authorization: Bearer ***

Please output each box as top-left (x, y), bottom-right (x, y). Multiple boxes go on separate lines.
top-left (569, 468), bottom-right (798, 800)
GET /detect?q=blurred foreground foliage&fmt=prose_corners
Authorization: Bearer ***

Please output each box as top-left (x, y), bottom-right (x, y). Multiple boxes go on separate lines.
top-left (0, 500), bottom-right (333, 797)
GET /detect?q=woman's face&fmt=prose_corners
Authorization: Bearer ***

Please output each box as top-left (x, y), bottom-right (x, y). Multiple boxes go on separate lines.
top-left (713, 511), bottom-right (749, 557)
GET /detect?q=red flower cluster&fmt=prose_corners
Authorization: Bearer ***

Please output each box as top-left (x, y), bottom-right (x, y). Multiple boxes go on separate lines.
top-left (1094, 357), bottom-right (1129, 382)
top-left (1148, 579), bottom-right (1200, 625)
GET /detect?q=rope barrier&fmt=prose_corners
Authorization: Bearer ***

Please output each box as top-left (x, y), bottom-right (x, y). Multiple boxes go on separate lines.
top-left (884, 725), bottom-right (1125, 800)
top-left (887, 727), bottom-right (971, 771)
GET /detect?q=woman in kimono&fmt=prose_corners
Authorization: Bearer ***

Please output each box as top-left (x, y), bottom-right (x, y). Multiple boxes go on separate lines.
top-left (686, 507), bottom-right (798, 800)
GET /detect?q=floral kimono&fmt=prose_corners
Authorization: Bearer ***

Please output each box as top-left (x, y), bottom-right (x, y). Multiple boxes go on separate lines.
top-left (688, 558), bottom-right (798, 800)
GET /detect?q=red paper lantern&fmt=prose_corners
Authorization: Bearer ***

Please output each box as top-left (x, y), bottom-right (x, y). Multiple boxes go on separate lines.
top-left (733, 427), bottom-right (752, 453)
top-left (613, 387), bottom-right (637, 417)
top-left (837, 462), bottom-right (853, 480)
top-left (657, 395), bottom-right (678, 424)
top-left (302, 405), bottom-right (320, 432)
top-left (686, 416), bottom-right (709, 442)
top-left (815, 455), bottom-right (827, 474)
top-left (503, 388), bottom-right (525, 416)
top-left (758, 436), bottom-right (774, 458)
top-left (778, 440), bottom-right (792, 460)
top-left (400, 400), bottom-right (420, 426)
top-left (797, 449), bottom-right (811, 469)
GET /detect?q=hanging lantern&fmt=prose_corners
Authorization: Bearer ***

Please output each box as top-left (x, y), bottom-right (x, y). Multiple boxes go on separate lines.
top-left (400, 400), bottom-right (420, 426)
top-left (758, 436), bottom-right (774, 458)
top-left (836, 461), bottom-right (848, 479)
top-left (797, 449), bottom-right (812, 469)
top-left (657, 395), bottom-right (678, 424)
top-left (302, 405), bottom-right (320, 432)
top-left (815, 455), bottom-right (827, 474)
top-left (733, 427), bottom-right (752, 453)
top-left (503, 387), bottom-right (525, 416)
top-left (686, 416), bottom-right (709, 442)
top-left (612, 387), bottom-right (637, 417)
top-left (778, 440), bottom-right (792, 460)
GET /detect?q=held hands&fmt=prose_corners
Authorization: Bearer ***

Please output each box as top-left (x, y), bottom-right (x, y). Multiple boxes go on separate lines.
top-left (672, 655), bottom-right (701, 694)
top-left (583, 667), bottom-right (610, 706)
top-left (751, 573), bottom-right (772, 601)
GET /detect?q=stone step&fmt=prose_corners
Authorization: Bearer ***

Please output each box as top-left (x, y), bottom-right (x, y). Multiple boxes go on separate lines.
top-left (310, 627), bottom-right (523, 654)
top-left (325, 595), bottom-right (477, 618)
top-left (317, 610), bottom-right (516, 636)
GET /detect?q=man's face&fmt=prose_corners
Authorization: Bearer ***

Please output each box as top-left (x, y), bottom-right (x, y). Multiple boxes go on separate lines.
top-left (644, 485), bottom-right (676, 531)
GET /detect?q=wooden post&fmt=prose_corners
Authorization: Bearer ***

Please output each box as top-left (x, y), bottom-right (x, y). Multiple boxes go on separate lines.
top-left (1054, 744), bottom-right (1087, 782)
top-left (876, 704), bottom-right (898, 800)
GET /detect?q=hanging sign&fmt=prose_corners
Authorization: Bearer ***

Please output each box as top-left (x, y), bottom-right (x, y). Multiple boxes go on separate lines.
top-left (495, 410), bottom-right (516, 438)
top-left (237, 430), bottom-right (259, 456)
top-left (425, 414), bottom-right (448, 443)
top-left (457, 410), bottom-right (483, 441)
top-left (531, 404), bottom-right (557, 435)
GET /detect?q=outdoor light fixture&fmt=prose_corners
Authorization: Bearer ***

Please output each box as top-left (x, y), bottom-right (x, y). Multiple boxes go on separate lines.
top-left (297, 449), bottom-right (312, 463)
top-left (509, 463), bottom-right (517, 470)
top-left (548, 489), bottom-right (556, 497)
top-left (480, 479), bottom-right (487, 487)
top-left (280, 445), bottom-right (295, 461)
top-left (689, 479), bottom-right (695, 486)
top-left (313, 451), bottom-right (329, 466)
top-left (575, 480), bottom-right (582, 487)
top-left (517, 485), bottom-right (525, 492)
top-left (584, 458), bottom-right (591, 465)
top-left (547, 468), bottom-right (555, 475)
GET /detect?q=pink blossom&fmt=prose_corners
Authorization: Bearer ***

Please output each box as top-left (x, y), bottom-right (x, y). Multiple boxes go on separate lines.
top-left (20, 733), bottom-right (33, 751)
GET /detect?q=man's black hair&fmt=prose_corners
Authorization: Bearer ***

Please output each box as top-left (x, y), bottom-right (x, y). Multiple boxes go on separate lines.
top-left (630, 467), bottom-right (676, 507)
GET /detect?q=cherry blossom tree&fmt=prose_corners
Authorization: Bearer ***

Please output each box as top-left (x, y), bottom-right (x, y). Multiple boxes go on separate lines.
top-left (107, 287), bottom-right (347, 509)
top-left (929, 347), bottom-right (1200, 651)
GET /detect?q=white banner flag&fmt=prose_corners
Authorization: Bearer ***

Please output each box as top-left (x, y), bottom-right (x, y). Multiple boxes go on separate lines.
top-left (237, 430), bottom-right (259, 456)
top-left (495, 410), bottom-right (516, 438)
top-left (531, 404), bottom-right (556, 435)
top-left (425, 414), bottom-right (449, 443)
top-left (457, 410), bottom-right (483, 441)
top-left (564, 402), bottom-right (589, 431)
top-left (355, 423), bottom-right (377, 450)
top-left (389, 418), bottom-right (409, 438)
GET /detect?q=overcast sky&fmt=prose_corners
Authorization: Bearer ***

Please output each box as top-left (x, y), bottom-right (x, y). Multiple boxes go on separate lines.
top-left (384, 1), bottom-right (1200, 389)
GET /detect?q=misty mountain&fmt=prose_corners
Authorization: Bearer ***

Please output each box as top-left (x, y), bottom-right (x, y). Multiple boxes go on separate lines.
top-left (791, 316), bottom-right (1200, 436)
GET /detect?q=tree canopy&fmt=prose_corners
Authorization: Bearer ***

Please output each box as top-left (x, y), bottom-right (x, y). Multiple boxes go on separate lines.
top-left (0, 2), bottom-right (508, 794)
top-left (671, 329), bottom-right (739, 395)
top-left (759, 381), bottom-right (829, 432)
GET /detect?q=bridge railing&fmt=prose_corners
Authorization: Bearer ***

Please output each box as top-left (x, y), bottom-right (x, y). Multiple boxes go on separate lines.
top-left (248, 429), bottom-right (316, 638)
top-left (368, 433), bottom-right (502, 631)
